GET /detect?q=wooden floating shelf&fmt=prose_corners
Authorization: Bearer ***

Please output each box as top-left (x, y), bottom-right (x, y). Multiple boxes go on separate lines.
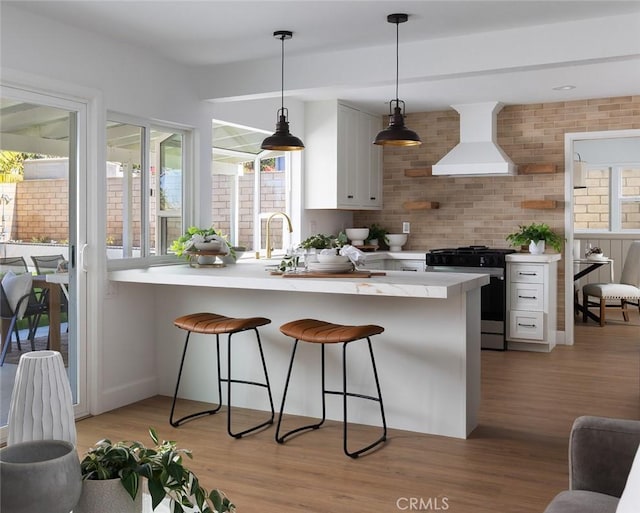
top-left (521, 200), bottom-right (558, 210)
top-left (403, 201), bottom-right (440, 210)
top-left (519, 164), bottom-right (556, 175)
top-left (404, 167), bottom-right (432, 177)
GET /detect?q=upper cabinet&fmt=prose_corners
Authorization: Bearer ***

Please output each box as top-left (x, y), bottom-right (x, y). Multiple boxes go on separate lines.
top-left (305, 101), bottom-right (382, 210)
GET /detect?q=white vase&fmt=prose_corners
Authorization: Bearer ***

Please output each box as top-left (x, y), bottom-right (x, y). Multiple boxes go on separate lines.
top-left (7, 350), bottom-right (76, 446)
top-left (529, 240), bottom-right (545, 255)
top-left (75, 478), bottom-right (143, 513)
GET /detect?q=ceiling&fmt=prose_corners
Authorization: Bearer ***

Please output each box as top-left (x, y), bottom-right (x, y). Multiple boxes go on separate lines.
top-left (6, 1), bottom-right (640, 113)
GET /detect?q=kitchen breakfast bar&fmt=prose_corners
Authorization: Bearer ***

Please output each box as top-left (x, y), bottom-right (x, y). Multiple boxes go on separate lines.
top-left (109, 262), bottom-right (489, 439)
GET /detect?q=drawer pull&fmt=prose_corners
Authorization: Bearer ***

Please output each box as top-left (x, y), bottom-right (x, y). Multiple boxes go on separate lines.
top-left (518, 323), bottom-right (537, 328)
top-left (518, 295), bottom-right (537, 299)
top-left (518, 272), bottom-right (538, 276)
top-left (347, 195), bottom-right (354, 199)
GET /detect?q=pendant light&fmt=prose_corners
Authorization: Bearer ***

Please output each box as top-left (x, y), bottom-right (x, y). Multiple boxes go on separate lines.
top-left (261, 30), bottom-right (304, 151)
top-left (374, 13), bottom-right (422, 147)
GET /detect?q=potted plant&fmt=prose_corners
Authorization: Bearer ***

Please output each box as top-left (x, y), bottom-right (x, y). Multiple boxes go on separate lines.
top-left (298, 233), bottom-right (346, 252)
top-left (366, 223), bottom-right (388, 248)
top-left (170, 226), bottom-right (235, 263)
top-left (506, 222), bottom-right (563, 254)
top-left (76, 427), bottom-right (234, 513)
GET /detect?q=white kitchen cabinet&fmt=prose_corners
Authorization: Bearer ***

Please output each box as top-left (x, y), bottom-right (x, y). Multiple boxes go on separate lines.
top-left (305, 100), bottom-right (382, 210)
top-left (505, 254), bottom-right (560, 352)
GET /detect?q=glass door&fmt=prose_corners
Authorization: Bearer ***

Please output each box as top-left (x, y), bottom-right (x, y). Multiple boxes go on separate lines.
top-left (0, 85), bottom-right (88, 438)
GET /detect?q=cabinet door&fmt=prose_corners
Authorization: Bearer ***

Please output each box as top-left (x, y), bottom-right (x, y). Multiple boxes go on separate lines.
top-left (337, 104), bottom-right (359, 207)
top-left (361, 113), bottom-right (382, 209)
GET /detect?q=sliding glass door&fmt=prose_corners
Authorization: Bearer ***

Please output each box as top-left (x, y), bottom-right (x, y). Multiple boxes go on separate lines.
top-left (0, 85), bottom-right (88, 438)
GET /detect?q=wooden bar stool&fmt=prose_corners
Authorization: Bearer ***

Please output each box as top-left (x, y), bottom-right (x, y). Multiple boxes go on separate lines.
top-left (170, 312), bottom-right (274, 438)
top-left (276, 318), bottom-right (387, 458)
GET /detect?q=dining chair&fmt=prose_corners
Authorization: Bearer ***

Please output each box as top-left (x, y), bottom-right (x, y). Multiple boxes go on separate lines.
top-left (583, 242), bottom-right (640, 326)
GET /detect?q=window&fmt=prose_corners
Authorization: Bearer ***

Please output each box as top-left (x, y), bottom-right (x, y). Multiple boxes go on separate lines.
top-left (574, 164), bottom-right (640, 232)
top-left (211, 121), bottom-right (291, 254)
top-left (106, 115), bottom-right (189, 260)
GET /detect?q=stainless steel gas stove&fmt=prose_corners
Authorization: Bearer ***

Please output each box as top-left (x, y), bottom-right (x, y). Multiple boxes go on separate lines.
top-left (426, 246), bottom-right (516, 350)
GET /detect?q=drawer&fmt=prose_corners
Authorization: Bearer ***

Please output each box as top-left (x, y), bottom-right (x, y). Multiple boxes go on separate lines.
top-left (509, 310), bottom-right (544, 341)
top-left (509, 263), bottom-right (544, 284)
top-left (510, 283), bottom-right (544, 311)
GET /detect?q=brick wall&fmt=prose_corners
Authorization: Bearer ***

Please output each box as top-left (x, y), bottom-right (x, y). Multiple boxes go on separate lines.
top-left (15, 179), bottom-right (69, 242)
top-left (211, 168), bottom-right (286, 250)
top-left (353, 95), bottom-right (640, 330)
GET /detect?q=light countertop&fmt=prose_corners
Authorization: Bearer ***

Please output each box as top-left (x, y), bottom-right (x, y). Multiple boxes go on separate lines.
top-left (109, 260), bottom-right (489, 299)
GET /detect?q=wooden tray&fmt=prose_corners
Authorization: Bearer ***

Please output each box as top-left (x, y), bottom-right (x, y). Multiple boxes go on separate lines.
top-left (274, 270), bottom-right (386, 278)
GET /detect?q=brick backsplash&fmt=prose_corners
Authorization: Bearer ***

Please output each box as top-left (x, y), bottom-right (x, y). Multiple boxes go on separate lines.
top-left (354, 96), bottom-right (640, 250)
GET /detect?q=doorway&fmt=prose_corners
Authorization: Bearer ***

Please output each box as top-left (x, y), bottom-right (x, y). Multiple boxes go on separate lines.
top-left (564, 129), bottom-right (640, 344)
top-left (0, 84), bottom-right (89, 438)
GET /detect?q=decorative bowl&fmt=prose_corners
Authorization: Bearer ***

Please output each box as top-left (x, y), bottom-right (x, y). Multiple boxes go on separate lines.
top-left (194, 241), bottom-right (222, 252)
top-left (317, 254), bottom-right (349, 264)
top-left (345, 228), bottom-right (370, 246)
top-left (386, 233), bottom-right (408, 252)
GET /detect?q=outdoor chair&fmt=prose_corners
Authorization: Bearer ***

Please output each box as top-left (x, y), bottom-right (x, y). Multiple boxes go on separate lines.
top-left (31, 255), bottom-right (68, 338)
top-left (30, 254), bottom-right (66, 275)
top-left (0, 266), bottom-right (49, 366)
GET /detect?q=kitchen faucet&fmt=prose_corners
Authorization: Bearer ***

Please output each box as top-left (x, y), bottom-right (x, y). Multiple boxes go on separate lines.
top-left (265, 211), bottom-right (293, 259)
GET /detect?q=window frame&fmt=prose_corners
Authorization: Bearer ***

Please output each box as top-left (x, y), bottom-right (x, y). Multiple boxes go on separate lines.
top-left (574, 162), bottom-right (640, 235)
top-left (106, 112), bottom-right (194, 270)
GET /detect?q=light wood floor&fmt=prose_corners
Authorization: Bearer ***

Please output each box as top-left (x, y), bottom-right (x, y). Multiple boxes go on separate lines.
top-left (76, 311), bottom-right (640, 513)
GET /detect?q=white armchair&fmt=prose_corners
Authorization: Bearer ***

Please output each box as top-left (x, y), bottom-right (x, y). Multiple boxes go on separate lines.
top-left (583, 241), bottom-right (640, 326)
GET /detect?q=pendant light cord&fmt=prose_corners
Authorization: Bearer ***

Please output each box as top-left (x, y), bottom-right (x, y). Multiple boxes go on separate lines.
top-left (280, 34), bottom-right (285, 112)
top-left (395, 20), bottom-right (399, 102)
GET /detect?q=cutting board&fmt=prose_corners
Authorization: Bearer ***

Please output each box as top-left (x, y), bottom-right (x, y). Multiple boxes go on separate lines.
top-left (273, 270), bottom-right (386, 278)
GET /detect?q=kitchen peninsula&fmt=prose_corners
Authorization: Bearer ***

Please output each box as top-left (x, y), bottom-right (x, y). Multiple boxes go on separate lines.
top-left (109, 261), bottom-right (489, 439)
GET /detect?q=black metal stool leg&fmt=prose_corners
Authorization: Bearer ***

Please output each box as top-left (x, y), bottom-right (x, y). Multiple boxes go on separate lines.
top-left (225, 328), bottom-right (275, 438)
top-left (342, 338), bottom-right (387, 458)
top-left (276, 341), bottom-right (327, 444)
top-left (169, 331), bottom-right (222, 427)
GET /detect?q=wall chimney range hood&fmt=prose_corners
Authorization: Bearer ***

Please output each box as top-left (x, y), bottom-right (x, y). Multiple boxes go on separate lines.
top-left (432, 102), bottom-right (516, 176)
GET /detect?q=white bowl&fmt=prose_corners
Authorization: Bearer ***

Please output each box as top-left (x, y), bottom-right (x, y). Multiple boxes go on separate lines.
top-left (345, 228), bottom-right (370, 246)
top-left (386, 233), bottom-right (408, 252)
top-left (316, 253), bottom-right (350, 264)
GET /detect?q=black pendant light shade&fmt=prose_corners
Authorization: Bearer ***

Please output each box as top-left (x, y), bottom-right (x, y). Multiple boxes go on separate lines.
top-left (261, 30), bottom-right (304, 151)
top-left (374, 13), bottom-right (422, 147)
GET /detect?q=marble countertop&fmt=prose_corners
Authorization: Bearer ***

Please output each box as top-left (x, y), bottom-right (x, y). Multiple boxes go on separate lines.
top-left (109, 260), bottom-right (489, 299)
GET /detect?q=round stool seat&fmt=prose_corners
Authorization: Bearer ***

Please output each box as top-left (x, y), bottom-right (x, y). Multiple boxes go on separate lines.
top-left (280, 318), bottom-right (384, 344)
top-left (174, 312), bottom-right (271, 335)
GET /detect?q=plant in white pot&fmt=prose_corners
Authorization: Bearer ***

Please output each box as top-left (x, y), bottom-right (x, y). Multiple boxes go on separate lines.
top-left (76, 427), bottom-right (234, 513)
top-left (506, 223), bottom-right (563, 255)
top-left (170, 226), bottom-right (234, 265)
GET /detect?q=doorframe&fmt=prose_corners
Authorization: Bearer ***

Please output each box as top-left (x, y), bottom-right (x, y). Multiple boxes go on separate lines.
top-left (563, 128), bottom-right (640, 345)
top-left (0, 69), bottom-right (102, 431)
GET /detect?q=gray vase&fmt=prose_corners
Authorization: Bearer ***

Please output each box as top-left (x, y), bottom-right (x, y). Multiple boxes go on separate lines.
top-left (0, 439), bottom-right (82, 513)
top-left (74, 477), bottom-right (143, 513)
